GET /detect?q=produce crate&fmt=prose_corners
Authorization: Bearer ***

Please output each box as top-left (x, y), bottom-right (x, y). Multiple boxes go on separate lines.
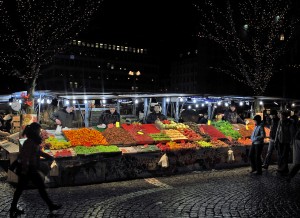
top-left (51, 148), bottom-right (76, 158)
top-left (199, 124), bottom-right (227, 140)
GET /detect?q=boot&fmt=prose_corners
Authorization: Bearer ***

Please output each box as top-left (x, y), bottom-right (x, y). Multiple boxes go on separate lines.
top-left (49, 204), bottom-right (62, 212)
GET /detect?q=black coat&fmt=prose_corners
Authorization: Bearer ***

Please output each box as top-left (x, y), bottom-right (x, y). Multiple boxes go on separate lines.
top-left (99, 110), bottom-right (120, 125)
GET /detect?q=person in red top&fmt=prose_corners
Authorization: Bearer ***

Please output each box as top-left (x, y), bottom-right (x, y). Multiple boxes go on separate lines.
top-left (10, 122), bottom-right (62, 216)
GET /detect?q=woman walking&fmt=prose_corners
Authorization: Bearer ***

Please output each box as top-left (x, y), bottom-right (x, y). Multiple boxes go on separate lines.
top-left (10, 122), bottom-right (62, 216)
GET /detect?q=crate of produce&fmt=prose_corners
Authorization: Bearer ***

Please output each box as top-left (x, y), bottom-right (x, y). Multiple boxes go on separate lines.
top-left (121, 124), bottom-right (154, 145)
top-left (148, 133), bottom-right (171, 143)
top-left (51, 148), bottom-right (76, 158)
top-left (161, 129), bottom-right (188, 141)
top-left (62, 128), bottom-right (108, 146)
top-left (74, 145), bottom-right (121, 156)
top-left (199, 124), bottom-right (227, 140)
top-left (101, 126), bottom-right (136, 146)
top-left (134, 144), bottom-right (161, 153)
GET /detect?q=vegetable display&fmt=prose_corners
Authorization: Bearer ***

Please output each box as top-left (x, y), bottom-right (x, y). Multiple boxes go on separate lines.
top-left (212, 120), bottom-right (242, 140)
top-left (63, 128), bottom-right (108, 146)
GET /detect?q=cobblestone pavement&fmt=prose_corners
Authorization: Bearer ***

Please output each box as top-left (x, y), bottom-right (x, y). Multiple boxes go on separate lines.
top-left (0, 165), bottom-right (300, 218)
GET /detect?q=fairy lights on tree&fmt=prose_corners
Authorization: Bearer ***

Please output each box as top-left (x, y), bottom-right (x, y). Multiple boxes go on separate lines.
top-left (0, 0), bottom-right (103, 113)
top-left (193, 0), bottom-right (298, 96)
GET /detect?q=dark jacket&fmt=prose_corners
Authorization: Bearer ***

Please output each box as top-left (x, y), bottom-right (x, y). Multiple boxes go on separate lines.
top-left (275, 119), bottom-right (295, 144)
top-left (50, 108), bottom-right (76, 128)
top-left (99, 110), bottom-right (120, 125)
top-left (146, 112), bottom-right (167, 124)
top-left (251, 123), bottom-right (266, 144)
top-left (223, 110), bottom-right (245, 124)
top-left (19, 138), bottom-right (53, 174)
top-left (269, 116), bottom-right (279, 139)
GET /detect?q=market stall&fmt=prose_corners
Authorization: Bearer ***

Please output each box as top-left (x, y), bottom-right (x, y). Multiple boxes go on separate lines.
top-left (0, 121), bottom-right (273, 187)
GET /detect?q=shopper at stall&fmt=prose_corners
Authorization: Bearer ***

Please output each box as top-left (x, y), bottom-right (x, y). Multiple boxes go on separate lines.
top-left (98, 105), bottom-right (120, 126)
top-left (50, 105), bottom-right (76, 128)
top-left (249, 115), bottom-right (266, 175)
top-left (275, 111), bottom-right (296, 176)
top-left (223, 104), bottom-right (246, 124)
top-left (262, 110), bottom-right (279, 169)
top-left (10, 122), bottom-right (62, 216)
top-left (286, 121), bottom-right (300, 182)
top-left (146, 105), bottom-right (167, 124)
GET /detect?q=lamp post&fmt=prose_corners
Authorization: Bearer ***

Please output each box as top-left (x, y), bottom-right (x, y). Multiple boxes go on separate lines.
top-left (128, 70), bottom-right (141, 91)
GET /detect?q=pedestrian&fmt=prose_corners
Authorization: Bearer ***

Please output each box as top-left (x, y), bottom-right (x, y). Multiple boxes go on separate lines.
top-left (50, 105), bottom-right (76, 128)
top-left (286, 121), bottom-right (300, 182)
top-left (262, 110), bottom-right (279, 169)
top-left (9, 122), bottom-right (62, 216)
top-left (274, 111), bottom-right (296, 176)
top-left (249, 115), bottom-right (266, 175)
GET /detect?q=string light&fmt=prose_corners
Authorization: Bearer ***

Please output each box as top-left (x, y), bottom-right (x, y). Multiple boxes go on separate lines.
top-left (193, 0), bottom-right (298, 95)
top-left (0, 0), bottom-right (103, 109)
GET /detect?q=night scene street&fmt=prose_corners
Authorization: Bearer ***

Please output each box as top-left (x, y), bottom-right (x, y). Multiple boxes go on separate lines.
top-left (1, 0), bottom-right (300, 218)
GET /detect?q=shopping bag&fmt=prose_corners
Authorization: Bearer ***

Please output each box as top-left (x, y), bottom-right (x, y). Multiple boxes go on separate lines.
top-left (49, 160), bottom-right (59, 176)
top-left (228, 148), bottom-right (235, 162)
top-left (55, 125), bottom-right (62, 135)
top-left (158, 153), bottom-right (169, 168)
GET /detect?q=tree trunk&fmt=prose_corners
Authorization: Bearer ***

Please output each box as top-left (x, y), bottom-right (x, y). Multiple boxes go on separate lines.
top-left (26, 76), bottom-right (37, 114)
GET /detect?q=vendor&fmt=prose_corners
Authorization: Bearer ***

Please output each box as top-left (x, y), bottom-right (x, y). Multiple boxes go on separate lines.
top-left (50, 105), bottom-right (76, 128)
top-left (98, 105), bottom-right (120, 126)
top-left (146, 105), bottom-right (167, 124)
top-left (1, 114), bottom-right (12, 133)
top-left (223, 103), bottom-right (245, 124)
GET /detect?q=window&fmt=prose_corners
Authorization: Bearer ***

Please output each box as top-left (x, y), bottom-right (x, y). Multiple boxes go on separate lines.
top-left (280, 34), bottom-right (284, 41)
top-left (95, 43), bottom-right (99, 48)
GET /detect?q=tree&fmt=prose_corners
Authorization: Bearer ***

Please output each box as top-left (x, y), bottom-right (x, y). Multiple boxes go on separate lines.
top-left (193, 0), bottom-right (298, 96)
top-left (0, 0), bottom-right (103, 113)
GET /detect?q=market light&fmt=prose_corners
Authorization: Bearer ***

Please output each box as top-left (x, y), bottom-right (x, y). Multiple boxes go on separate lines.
top-left (102, 99), bottom-right (106, 104)
top-left (18, 99), bottom-right (22, 103)
top-left (274, 101), bottom-right (278, 105)
top-left (259, 101), bottom-right (263, 105)
top-left (239, 101), bottom-right (244, 106)
top-left (188, 105), bottom-right (191, 109)
top-left (166, 98), bottom-right (170, 102)
top-left (201, 103), bottom-right (205, 107)
top-left (47, 99), bottom-right (51, 104)
top-left (84, 100), bottom-right (88, 104)
top-left (217, 101), bottom-right (221, 106)
top-left (41, 99), bottom-right (45, 104)
top-left (65, 100), bottom-right (70, 105)
top-left (135, 99), bottom-right (139, 104)
top-left (225, 102), bottom-right (229, 107)
top-left (9, 102), bottom-right (12, 105)
top-left (193, 99), bottom-right (196, 103)
top-left (292, 103), bottom-right (295, 107)
top-left (196, 104), bottom-right (199, 108)
top-left (37, 99), bottom-right (41, 103)
top-left (180, 98), bottom-right (183, 102)
top-left (72, 100), bottom-right (76, 104)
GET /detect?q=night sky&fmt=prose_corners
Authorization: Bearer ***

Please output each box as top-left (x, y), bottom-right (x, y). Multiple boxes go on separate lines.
top-left (80, 0), bottom-right (197, 50)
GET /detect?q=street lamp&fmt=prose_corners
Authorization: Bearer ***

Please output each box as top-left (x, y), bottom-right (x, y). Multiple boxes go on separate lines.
top-left (128, 71), bottom-right (141, 91)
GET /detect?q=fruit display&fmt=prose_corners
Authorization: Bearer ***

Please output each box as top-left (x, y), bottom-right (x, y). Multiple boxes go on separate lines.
top-left (102, 126), bottom-right (136, 145)
top-left (178, 128), bottom-right (203, 141)
top-left (231, 124), bottom-right (252, 138)
top-left (63, 128), bottom-right (108, 146)
top-left (74, 145), bottom-right (120, 155)
top-left (52, 148), bottom-right (76, 158)
top-left (148, 133), bottom-right (171, 143)
top-left (212, 120), bottom-right (242, 140)
top-left (45, 136), bottom-right (72, 150)
top-left (121, 123), bottom-right (154, 144)
top-left (134, 144), bottom-right (161, 153)
top-left (237, 138), bottom-right (252, 145)
top-left (199, 125), bottom-right (227, 140)
top-left (195, 140), bottom-right (212, 148)
top-left (210, 139), bottom-right (229, 148)
top-left (161, 129), bottom-right (188, 141)
top-left (155, 120), bottom-right (189, 129)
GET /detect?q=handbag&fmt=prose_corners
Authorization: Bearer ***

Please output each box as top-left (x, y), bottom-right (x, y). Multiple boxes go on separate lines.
top-left (9, 159), bottom-right (22, 176)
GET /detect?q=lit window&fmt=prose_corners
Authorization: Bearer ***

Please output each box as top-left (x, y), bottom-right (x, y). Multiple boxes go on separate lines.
top-left (87, 43), bottom-right (90, 47)
top-left (91, 43), bottom-right (94, 48)
top-left (243, 24), bottom-right (248, 30)
top-left (116, 46), bottom-right (120, 51)
top-left (82, 42), bottom-right (86, 46)
top-left (121, 46), bottom-right (124, 51)
top-left (112, 45), bottom-right (116, 50)
top-left (137, 49), bottom-right (140, 53)
top-left (140, 49), bottom-right (144, 54)
top-left (108, 44), bottom-right (112, 50)
top-left (104, 44), bottom-right (107, 49)
top-left (100, 43), bottom-right (103, 48)
top-left (95, 43), bottom-right (99, 48)
top-left (111, 65), bottom-right (114, 70)
top-left (73, 40), bottom-right (77, 45)
top-left (275, 15), bottom-right (280, 22)
top-left (125, 47), bottom-right (128, 52)
top-left (280, 33), bottom-right (284, 41)
top-left (133, 48), bottom-right (136, 53)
